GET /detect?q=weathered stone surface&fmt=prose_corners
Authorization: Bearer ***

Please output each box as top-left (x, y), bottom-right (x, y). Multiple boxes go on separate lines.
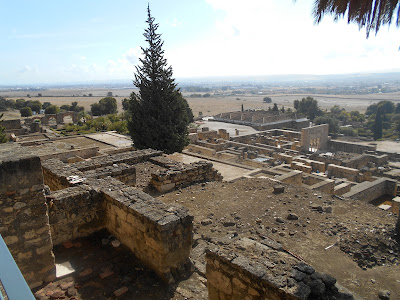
top-left (150, 160), bottom-right (222, 192)
top-left (0, 149), bottom-right (55, 288)
top-left (205, 238), bottom-right (351, 300)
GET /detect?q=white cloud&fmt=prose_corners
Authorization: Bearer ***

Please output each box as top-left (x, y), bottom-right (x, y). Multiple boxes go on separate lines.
top-left (19, 65), bottom-right (38, 74)
top-left (169, 18), bottom-right (181, 28)
top-left (61, 47), bottom-right (142, 81)
top-left (168, 0), bottom-right (400, 77)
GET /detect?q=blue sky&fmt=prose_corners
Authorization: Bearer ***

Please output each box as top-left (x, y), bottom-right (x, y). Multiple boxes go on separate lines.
top-left (1, 0), bottom-right (399, 84)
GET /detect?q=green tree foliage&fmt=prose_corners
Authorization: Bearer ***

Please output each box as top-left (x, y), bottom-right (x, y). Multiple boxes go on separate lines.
top-left (339, 127), bottom-right (357, 136)
top-left (42, 102), bottom-right (52, 110)
top-left (315, 115), bottom-right (339, 134)
top-left (263, 97), bottom-right (272, 103)
top-left (45, 105), bottom-right (60, 114)
top-left (311, 0), bottom-right (400, 37)
top-left (122, 98), bottom-right (130, 111)
top-left (127, 6), bottom-right (193, 154)
top-left (294, 96), bottom-right (322, 120)
top-left (25, 100), bottom-right (42, 113)
top-left (20, 107), bottom-right (32, 117)
top-left (61, 102), bottom-right (84, 112)
top-left (374, 107), bottom-right (383, 140)
top-left (366, 101), bottom-right (395, 116)
top-left (272, 103), bottom-right (279, 111)
top-left (0, 97), bottom-right (7, 111)
top-left (0, 113), bottom-right (7, 143)
top-left (91, 97), bottom-right (117, 116)
top-left (15, 99), bottom-right (26, 109)
top-left (70, 101), bottom-right (84, 112)
top-left (63, 114), bottom-right (127, 135)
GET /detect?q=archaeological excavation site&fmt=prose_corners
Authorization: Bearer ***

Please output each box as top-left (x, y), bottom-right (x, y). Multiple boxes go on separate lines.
top-left (0, 112), bottom-right (400, 300)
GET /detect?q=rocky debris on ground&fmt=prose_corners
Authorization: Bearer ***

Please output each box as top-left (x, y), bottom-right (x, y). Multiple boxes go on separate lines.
top-left (158, 178), bottom-right (400, 299)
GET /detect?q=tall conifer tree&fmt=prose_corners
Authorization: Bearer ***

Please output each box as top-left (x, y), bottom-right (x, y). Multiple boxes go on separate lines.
top-left (127, 5), bottom-right (192, 154)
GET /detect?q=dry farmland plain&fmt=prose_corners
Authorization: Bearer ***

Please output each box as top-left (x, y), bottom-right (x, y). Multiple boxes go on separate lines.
top-left (2, 87), bottom-right (400, 120)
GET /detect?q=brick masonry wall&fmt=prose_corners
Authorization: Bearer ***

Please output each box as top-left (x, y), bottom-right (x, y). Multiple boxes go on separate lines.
top-left (205, 237), bottom-right (353, 300)
top-left (0, 154), bottom-right (55, 288)
top-left (47, 185), bottom-right (105, 246)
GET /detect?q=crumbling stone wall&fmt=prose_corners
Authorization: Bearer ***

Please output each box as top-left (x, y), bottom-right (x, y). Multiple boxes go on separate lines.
top-left (71, 148), bottom-right (162, 172)
top-left (98, 178), bottom-right (193, 282)
top-left (39, 146), bottom-right (100, 162)
top-left (150, 161), bottom-right (223, 192)
top-left (1, 119), bottom-right (21, 130)
top-left (327, 164), bottom-right (369, 182)
top-left (206, 237), bottom-right (352, 300)
top-left (42, 149), bottom-right (162, 191)
top-left (47, 185), bottom-right (105, 245)
top-left (41, 159), bottom-right (84, 191)
top-left (343, 177), bottom-right (397, 202)
top-left (328, 140), bottom-right (376, 154)
top-left (0, 151), bottom-right (55, 288)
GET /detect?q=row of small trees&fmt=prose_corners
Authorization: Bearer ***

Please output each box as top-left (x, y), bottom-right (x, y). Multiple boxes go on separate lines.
top-left (292, 96), bottom-right (400, 140)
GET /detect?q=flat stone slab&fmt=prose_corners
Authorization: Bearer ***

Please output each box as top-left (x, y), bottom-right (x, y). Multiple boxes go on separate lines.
top-left (56, 262), bottom-right (75, 278)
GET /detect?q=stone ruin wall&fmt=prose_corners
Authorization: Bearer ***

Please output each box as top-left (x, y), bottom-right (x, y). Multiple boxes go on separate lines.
top-left (300, 124), bottom-right (329, 152)
top-left (47, 185), bottom-right (105, 246)
top-left (206, 238), bottom-right (352, 300)
top-left (0, 147), bottom-right (199, 288)
top-left (343, 177), bottom-right (398, 202)
top-left (99, 177), bottom-right (193, 282)
top-left (39, 146), bottom-right (100, 163)
top-left (0, 154), bottom-right (55, 288)
top-left (327, 164), bottom-right (370, 183)
top-left (328, 140), bottom-right (376, 154)
top-left (150, 157), bottom-right (223, 192)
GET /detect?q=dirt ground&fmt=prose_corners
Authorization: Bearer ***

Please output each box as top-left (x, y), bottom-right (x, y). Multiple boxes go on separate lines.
top-left (158, 178), bottom-right (399, 300)
top-left (2, 88), bottom-right (400, 119)
top-left (31, 159), bottom-right (400, 300)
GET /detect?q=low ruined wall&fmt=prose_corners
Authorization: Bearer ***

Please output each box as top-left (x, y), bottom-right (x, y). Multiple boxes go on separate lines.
top-left (293, 157), bottom-right (325, 173)
top-left (83, 163), bottom-right (136, 186)
top-left (206, 237), bottom-right (350, 300)
top-left (334, 182), bottom-right (353, 195)
top-left (309, 179), bottom-right (335, 194)
top-left (42, 149), bottom-right (160, 191)
top-left (327, 164), bottom-right (360, 182)
top-left (41, 159), bottom-right (84, 191)
top-left (343, 177), bottom-right (397, 202)
top-left (329, 140), bottom-right (376, 154)
top-left (99, 178), bottom-right (193, 283)
top-left (198, 130), bottom-right (218, 140)
top-left (39, 146), bottom-right (100, 162)
top-left (2, 119), bottom-right (21, 130)
top-left (343, 153), bottom-right (388, 169)
top-left (0, 151), bottom-right (55, 288)
top-left (71, 148), bottom-right (162, 172)
top-left (150, 161), bottom-right (223, 192)
top-left (276, 170), bottom-right (302, 185)
top-left (47, 185), bottom-right (105, 245)
top-left (291, 162), bottom-right (312, 174)
top-left (186, 144), bottom-right (217, 156)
